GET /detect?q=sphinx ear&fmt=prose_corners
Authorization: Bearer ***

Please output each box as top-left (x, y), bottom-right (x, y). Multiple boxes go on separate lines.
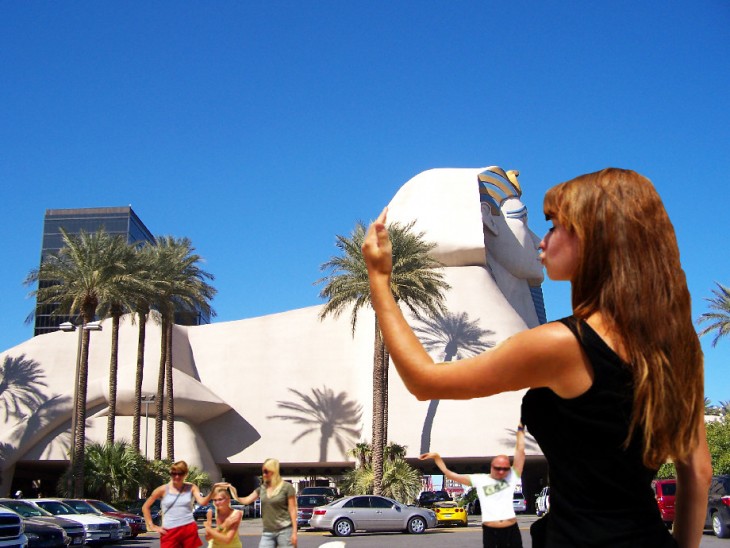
top-left (481, 203), bottom-right (499, 236)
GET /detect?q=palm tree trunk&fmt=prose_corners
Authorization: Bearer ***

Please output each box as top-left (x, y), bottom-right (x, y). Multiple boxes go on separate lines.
top-left (382, 346), bottom-right (389, 445)
top-left (372, 316), bottom-right (386, 496)
top-left (106, 313), bottom-right (121, 446)
top-left (131, 310), bottom-right (147, 453)
top-left (72, 323), bottom-right (92, 497)
top-left (154, 318), bottom-right (167, 460)
top-left (419, 349), bottom-right (456, 454)
top-left (165, 321), bottom-right (175, 461)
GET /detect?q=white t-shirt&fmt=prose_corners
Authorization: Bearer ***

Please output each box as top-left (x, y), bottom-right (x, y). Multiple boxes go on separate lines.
top-left (469, 468), bottom-right (520, 522)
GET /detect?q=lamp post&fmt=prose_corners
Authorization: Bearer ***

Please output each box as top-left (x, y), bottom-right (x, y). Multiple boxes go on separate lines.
top-left (59, 320), bottom-right (102, 496)
top-left (140, 394), bottom-right (156, 459)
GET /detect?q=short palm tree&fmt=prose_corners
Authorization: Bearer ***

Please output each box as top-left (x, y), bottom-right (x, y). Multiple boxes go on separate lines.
top-left (149, 237), bottom-right (216, 461)
top-left (80, 441), bottom-right (147, 501)
top-left (268, 386), bottom-right (362, 461)
top-left (697, 282), bottom-right (730, 347)
top-left (318, 220), bottom-right (449, 495)
top-left (25, 228), bottom-right (130, 497)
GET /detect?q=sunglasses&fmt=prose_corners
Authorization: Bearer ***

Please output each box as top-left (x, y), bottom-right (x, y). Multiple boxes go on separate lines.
top-left (491, 466), bottom-right (510, 472)
top-left (170, 472), bottom-right (185, 476)
top-left (262, 469), bottom-right (272, 475)
top-left (212, 498), bottom-right (227, 503)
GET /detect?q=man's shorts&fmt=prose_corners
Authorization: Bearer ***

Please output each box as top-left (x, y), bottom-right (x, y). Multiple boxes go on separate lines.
top-left (160, 521), bottom-right (202, 548)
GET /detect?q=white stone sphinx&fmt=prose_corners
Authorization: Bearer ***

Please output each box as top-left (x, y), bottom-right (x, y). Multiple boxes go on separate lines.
top-left (0, 165), bottom-right (545, 496)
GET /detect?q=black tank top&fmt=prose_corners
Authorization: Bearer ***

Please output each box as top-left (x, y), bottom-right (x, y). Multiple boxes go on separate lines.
top-left (521, 317), bottom-right (677, 547)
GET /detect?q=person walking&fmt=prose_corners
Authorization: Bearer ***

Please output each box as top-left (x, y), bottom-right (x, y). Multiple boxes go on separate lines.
top-left (204, 485), bottom-right (243, 548)
top-left (234, 458), bottom-right (298, 547)
top-left (143, 460), bottom-right (218, 548)
top-left (420, 425), bottom-right (526, 547)
top-left (362, 168), bottom-right (712, 547)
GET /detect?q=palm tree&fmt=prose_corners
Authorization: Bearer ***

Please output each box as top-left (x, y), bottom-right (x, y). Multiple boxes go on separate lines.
top-left (268, 386), bottom-right (362, 461)
top-left (149, 237), bottom-right (216, 461)
top-left (697, 282), bottom-right (730, 347)
top-left (80, 441), bottom-right (147, 501)
top-left (94, 239), bottom-right (141, 446)
top-left (129, 243), bottom-right (159, 454)
top-left (347, 442), bottom-right (372, 468)
top-left (25, 228), bottom-right (130, 497)
top-left (339, 447), bottom-right (422, 504)
top-left (318, 220), bottom-right (449, 495)
top-left (412, 311), bottom-right (495, 453)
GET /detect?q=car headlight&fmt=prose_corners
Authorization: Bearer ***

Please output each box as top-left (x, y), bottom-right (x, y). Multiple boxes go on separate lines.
top-left (26, 533), bottom-right (40, 541)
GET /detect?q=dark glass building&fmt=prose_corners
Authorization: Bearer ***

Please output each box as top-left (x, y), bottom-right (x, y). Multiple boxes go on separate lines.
top-left (34, 206), bottom-right (210, 336)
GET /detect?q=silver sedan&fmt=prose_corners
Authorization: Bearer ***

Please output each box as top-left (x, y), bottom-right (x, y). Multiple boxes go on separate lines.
top-left (309, 495), bottom-right (437, 537)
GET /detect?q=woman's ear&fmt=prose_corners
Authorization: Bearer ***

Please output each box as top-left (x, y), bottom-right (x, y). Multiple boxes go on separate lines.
top-left (481, 203), bottom-right (499, 236)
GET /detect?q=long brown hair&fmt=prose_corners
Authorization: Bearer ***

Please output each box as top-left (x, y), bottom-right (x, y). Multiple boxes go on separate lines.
top-left (543, 168), bottom-right (704, 468)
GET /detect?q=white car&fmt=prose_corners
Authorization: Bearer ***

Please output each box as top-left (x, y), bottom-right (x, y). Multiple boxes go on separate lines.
top-left (23, 499), bottom-right (122, 544)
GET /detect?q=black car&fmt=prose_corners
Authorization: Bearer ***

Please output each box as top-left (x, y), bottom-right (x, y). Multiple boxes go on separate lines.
top-left (417, 490), bottom-right (451, 508)
top-left (22, 519), bottom-right (68, 548)
top-left (126, 499), bottom-right (162, 526)
top-left (193, 504), bottom-right (212, 521)
top-left (0, 500), bottom-right (85, 547)
top-left (706, 475), bottom-right (730, 538)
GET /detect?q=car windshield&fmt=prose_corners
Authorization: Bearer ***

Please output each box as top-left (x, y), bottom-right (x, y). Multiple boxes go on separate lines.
top-left (64, 500), bottom-right (99, 514)
top-left (660, 483), bottom-right (677, 496)
top-left (0, 501), bottom-right (51, 517)
top-left (37, 501), bottom-right (79, 515)
top-left (89, 500), bottom-right (117, 513)
top-left (297, 496), bottom-right (327, 507)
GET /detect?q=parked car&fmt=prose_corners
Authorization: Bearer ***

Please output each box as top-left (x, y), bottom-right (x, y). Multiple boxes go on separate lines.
top-left (296, 495), bottom-right (329, 529)
top-left (0, 506), bottom-right (27, 548)
top-left (61, 501), bottom-right (131, 539)
top-left (82, 500), bottom-right (145, 537)
top-left (705, 475), bottom-right (730, 538)
top-left (126, 499), bottom-right (161, 526)
top-left (431, 501), bottom-right (467, 527)
top-left (310, 495), bottom-right (437, 537)
top-left (651, 479), bottom-right (676, 527)
top-left (535, 486), bottom-right (550, 517)
top-left (15, 518), bottom-right (68, 548)
top-left (0, 500), bottom-right (84, 546)
top-left (193, 504), bottom-right (212, 522)
top-left (417, 490), bottom-right (451, 508)
top-left (512, 491), bottom-right (527, 514)
top-left (23, 499), bottom-right (121, 545)
top-left (299, 487), bottom-right (339, 501)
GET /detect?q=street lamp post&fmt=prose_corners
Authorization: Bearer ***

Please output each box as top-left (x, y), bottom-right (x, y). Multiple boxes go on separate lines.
top-left (140, 394), bottom-right (156, 459)
top-left (59, 320), bottom-right (102, 497)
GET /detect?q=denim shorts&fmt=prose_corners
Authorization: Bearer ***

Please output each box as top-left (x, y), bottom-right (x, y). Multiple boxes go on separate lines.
top-left (258, 526), bottom-right (293, 548)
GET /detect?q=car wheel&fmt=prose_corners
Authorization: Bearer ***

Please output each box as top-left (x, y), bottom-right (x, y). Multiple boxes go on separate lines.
top-left (712, 511), bottom-right (730, 538)
top-left (407, 516), bottom-right (427, 534)
top-left (333, 518), bottom-right (353, 537)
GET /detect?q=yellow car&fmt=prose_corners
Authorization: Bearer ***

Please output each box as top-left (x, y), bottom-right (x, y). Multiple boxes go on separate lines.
top-left (432, 501), bottom-right (468, 527)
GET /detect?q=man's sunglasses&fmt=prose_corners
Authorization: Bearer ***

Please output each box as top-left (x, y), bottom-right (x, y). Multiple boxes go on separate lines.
top-left (491, 466), bottom-right (510, 472)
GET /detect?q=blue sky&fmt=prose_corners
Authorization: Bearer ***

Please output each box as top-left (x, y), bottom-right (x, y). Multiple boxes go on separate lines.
top-left (1, 1), bottom-right (728, 404)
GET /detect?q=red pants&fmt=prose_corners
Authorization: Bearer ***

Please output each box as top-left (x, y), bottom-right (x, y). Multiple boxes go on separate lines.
top-left (160, 522), bottom-right (202, 548)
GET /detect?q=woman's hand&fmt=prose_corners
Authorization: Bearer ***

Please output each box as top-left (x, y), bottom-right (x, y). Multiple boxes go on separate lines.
top-left (419, 452), bottom-right (440, 461)
top-left (290, 530), bottom-right (298, 546)
top-left (362, 208), bottom-right (392, 277)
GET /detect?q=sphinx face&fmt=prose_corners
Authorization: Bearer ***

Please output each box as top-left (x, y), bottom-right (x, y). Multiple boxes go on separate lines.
top-left (482, 196), bottom-right (544, 284)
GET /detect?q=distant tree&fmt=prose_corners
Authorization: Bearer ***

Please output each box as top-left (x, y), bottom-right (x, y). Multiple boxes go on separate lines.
top-left (697, 282), bottom-right (730, 347)
top-left (318, 220), bottom-right (449, 495)
top-left (339, 446), bottom-right (422, 504)
top-left (706, 417), bottom-right (730, 475)
top-left (347, 442), bottom-right (372, 468)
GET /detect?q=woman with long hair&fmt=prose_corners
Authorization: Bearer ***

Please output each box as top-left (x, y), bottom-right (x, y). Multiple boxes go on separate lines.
top-left (204, 485), bottom-right (243, 548)
top-left (362, 168), bottom-right (712, 548)
top-left (235, 458), bottom-right (298, 547)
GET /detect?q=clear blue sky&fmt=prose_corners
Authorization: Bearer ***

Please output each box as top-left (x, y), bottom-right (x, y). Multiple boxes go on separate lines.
top-left (1, 2), bottom-right (728, 404)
